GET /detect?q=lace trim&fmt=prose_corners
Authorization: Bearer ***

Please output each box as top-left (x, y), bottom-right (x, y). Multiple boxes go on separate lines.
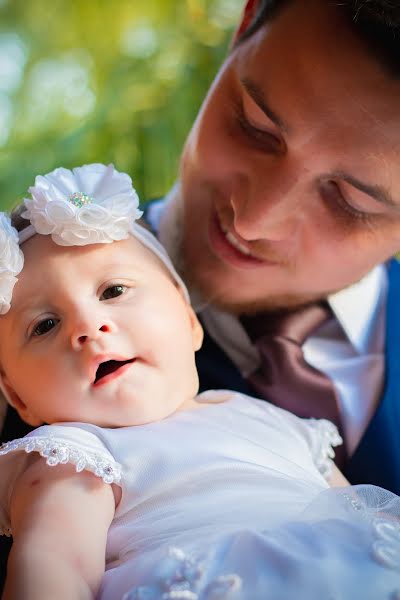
top-left (344, 492), bottom-right (400, 574)
top-left (308, 419), bottom-right (343, 480)
top-left (0, 435), bottom-right (122, 537)
top-left (0, 435), bottom-right (122, 483)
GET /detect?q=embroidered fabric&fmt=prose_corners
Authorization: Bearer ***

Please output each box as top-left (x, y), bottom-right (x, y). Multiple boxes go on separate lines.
top-left (122, 546), bottom-right (241, 600)
top-left (342, 488), bottom-right (400, 596)
top-left (306, 418), bottom-right (343, 480)
top-left (323, 486), bottom-right (400, 575)
top-left (0, 435), bottom-right (121, 483)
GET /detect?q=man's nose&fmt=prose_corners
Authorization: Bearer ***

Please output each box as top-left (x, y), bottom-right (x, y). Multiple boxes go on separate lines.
top-left (230, 170), bottom-right (305, 242)
top-left (70, 316), bottom-right (111, 351)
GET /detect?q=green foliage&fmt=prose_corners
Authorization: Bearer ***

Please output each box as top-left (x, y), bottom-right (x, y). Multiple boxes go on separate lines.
top-left (0, 0), bottom-right (242, 208)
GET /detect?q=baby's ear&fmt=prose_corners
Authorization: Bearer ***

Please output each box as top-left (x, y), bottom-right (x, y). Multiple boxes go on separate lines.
top-left (186, 304), bottom-right (204, 352)
top-left (1, 374), bottom-right (43, 427)
top-left (175, 284), bottom-right (203, 351)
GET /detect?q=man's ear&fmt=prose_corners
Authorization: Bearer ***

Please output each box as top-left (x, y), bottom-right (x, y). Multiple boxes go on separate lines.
top-left (1, 374), bottom-right (43, 427)
top-left (233, 0), bottom-right (260, 43)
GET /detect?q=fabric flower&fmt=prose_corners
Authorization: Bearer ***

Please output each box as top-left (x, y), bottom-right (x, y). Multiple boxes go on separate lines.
top-left (22, 163), bottom-right (143, 246)
top-left (0, 213), bottom-right (24, 315)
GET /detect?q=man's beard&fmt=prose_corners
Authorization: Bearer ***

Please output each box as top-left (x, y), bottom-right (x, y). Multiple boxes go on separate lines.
top-left (179, 248), bottom-right (335, 316)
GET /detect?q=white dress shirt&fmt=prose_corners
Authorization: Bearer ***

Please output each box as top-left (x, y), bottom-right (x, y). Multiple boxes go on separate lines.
top-left (153, 184), bottom-right (387, 456)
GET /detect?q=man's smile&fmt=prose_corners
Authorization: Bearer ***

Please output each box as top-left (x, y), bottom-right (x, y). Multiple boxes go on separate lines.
top-left (209, 208), bottom-right (286, 270)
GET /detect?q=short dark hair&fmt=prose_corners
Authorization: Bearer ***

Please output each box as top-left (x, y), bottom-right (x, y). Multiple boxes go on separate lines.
top-left (10, 203), bottom-right (30, 233)
top-left (238, 0), bottom-right (400, 78)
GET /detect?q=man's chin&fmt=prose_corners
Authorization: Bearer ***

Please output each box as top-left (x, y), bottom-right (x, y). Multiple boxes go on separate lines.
top-left (203, 291), bottom-right (329, 315)
top-left (185, 269), bottom-right (329, 314)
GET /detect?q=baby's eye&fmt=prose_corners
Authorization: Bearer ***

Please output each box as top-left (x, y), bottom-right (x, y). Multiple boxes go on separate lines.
top-left (32, 318), bottom-right (59, 337)
top-left (100, 285), bottom-right (126, 301)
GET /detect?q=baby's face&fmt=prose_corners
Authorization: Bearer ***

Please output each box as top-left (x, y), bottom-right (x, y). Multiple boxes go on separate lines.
top-left (0, 234), bottom-right (202, 427)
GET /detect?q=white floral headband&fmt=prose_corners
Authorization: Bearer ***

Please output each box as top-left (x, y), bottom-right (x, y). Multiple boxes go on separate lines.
top-left (0, 163), bottom-right (189, 315)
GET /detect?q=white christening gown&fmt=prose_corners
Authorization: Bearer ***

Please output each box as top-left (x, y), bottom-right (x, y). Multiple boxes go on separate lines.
top-left (1, 390), bottom-right (400, 599)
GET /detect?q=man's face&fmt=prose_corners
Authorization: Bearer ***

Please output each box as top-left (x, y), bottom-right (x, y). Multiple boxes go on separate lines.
top-left (0, 235), bottom-right (202, 427)
top-left (179, 0), bottom-right (400, 312)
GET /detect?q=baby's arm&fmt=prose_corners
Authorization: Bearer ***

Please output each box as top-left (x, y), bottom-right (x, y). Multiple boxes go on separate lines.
top-left (2, 455), bottom-right (116, 600)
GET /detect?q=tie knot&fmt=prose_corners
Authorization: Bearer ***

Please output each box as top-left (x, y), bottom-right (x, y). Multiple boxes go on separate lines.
top-left (241, 302), bottom-right (332, 346)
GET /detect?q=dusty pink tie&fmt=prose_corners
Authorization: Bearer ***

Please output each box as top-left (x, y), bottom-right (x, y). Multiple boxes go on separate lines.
top-left (241, 303), bottom-right (346, 466)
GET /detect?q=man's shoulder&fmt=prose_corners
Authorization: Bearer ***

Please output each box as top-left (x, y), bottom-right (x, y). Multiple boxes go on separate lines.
top-left (140, 197), bottom-right (166, 235)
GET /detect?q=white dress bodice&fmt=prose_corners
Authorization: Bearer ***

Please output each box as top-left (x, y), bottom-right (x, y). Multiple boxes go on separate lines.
top-left (1, 391), bottom-right (399, 599)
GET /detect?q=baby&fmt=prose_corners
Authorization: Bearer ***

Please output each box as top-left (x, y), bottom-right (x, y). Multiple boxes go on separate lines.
top-left (0, 164), bottom-right (399, 600)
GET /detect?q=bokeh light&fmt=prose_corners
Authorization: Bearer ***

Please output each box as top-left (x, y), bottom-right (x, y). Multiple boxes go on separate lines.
top-left (0, 0), bottom-right (243, 208)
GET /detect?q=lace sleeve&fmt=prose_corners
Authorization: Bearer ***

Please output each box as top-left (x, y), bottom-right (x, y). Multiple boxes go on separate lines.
top-left (0, 426), bottom-right (122, 536)
top-left (0, 435), bottom-right (121, 484)
top-left (305, 419), bottom-right (343, 481)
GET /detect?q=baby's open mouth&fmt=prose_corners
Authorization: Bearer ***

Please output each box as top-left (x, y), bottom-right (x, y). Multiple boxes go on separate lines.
top-left (94, 359), bottom-right (135, 384)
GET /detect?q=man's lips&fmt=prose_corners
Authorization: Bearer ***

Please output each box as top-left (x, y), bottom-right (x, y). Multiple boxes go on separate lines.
top-left (208, 211), bottom-right (267, 269)
top-left (92, 358), bottom-right (135, 387)
top-left (221, 226), bottom-right (252, 256)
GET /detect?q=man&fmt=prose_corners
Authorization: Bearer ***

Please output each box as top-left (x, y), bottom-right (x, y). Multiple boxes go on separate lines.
top-left (145, 0), bottom-right (400, 493)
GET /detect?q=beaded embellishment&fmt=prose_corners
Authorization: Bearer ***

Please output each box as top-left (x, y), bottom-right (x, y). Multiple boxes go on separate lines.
top-left (123, 546), bottom-right (241, 600)
top-left (68, 191), bottom-right (93, 208)
top-left (0, 435), bottom-right (122, 484)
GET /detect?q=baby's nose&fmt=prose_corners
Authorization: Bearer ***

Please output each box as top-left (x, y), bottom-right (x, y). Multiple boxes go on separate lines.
top-left (71, 323), bottom-right (111, 350)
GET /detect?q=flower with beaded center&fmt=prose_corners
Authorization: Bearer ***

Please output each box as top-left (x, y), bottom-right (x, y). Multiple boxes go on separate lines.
top-left (0, 213), bottom-right (24, 315)
top-left (68, 192), bottom-right (93, 208)
top-left (22, 163), bottom-right (143, 246)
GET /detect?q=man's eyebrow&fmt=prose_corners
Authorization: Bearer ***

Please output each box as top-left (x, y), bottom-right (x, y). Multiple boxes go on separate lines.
top-left (240, 77), bottom-right (398, 209)
top-left (331, 170), bottom-right (398, 209)
top-left (240, 76), bottom-right (288, 133)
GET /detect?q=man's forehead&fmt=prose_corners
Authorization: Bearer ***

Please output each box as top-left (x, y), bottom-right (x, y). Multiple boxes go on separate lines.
top-left (238, 0), bottom-right (400, 110)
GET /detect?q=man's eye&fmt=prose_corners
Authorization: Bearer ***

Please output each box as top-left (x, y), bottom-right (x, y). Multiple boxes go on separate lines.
top-left (32, 318), bottom-right (59, 337)
top-left (235, 103), bottom-right (281, 151)
top-left (321, 180), bottom-right (371, 223)
top-left (100, 285), bottom-right (126, 300)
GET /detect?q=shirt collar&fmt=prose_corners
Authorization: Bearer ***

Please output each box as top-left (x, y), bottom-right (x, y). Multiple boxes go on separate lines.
top-left (327, 264), bottom-right (387, 355)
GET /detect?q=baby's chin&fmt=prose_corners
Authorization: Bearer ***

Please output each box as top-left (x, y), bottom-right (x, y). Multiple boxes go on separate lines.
top-left (42, 391), bottom-right (200, 428)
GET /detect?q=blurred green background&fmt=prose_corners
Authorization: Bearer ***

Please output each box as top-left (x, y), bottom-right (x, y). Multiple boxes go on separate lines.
top-left (0, 0), bottom-right (242, 209)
